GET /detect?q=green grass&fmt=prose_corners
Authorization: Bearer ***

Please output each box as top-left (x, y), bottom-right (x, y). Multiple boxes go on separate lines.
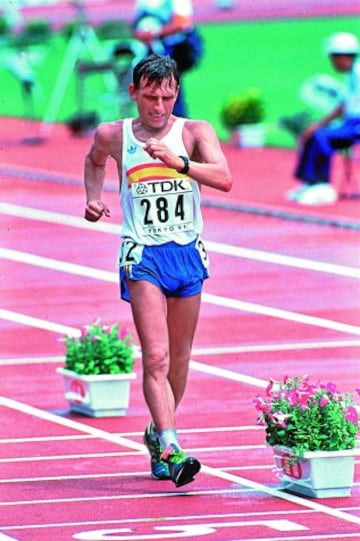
top-left (1, 15), bottom-right (359, 147)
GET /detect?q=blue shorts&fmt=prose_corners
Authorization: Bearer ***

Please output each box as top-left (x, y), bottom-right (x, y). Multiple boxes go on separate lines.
top-left (119, 238), bottom-right (209, 302)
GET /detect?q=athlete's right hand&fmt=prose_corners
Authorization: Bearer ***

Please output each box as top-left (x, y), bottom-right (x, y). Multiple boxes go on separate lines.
top-left (85, 200), bottom-right (111, 222)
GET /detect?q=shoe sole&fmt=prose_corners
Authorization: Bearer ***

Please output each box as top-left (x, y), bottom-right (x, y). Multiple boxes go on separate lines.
top-left (151, 471), bottom-right (172, 481)
top-left (172, 458), bottom-right (201, 488)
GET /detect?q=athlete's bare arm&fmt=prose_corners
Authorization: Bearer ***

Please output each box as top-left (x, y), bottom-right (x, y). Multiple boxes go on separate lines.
top-left (84, 122), bottom-right (122, 222)
top-left (144, 119), bottom-right (232, 192)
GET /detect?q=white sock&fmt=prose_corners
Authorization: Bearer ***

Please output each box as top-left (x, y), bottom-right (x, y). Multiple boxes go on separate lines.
top-left (158, 429), bottom-right (179, 450)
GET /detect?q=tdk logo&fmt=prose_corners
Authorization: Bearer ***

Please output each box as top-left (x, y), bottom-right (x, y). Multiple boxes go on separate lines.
top-left (147, 179), bottom-right (191, 194)
top-left (127, 145), bottom-right (137, 154)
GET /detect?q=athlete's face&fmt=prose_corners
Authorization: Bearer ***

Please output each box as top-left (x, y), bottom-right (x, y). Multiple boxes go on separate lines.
top-left (129, 75), bottom-right (179, 129)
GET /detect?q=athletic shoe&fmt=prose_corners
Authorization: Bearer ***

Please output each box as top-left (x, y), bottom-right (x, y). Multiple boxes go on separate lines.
top-left (143, 422), bottom-right (171, 480)
top-left (296, 183), bottom-right (338, 205)
top-left (285, 184), bottom-right (308, 202)
top-left (161, 443), bottom-right (201, 488)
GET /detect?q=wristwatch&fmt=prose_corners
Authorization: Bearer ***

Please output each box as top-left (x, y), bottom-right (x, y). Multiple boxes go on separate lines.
top-left (178, 155), bottom-right (190, 174)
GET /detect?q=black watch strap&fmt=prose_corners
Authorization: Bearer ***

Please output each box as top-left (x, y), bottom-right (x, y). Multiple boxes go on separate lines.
top-left (178, 155), bottom-right (190, 174)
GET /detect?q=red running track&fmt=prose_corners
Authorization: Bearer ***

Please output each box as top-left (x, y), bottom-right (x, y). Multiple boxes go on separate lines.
top-left (17, 0), bottom-right (360, 29)
top-left (0, 118), bottom-right (360, 540)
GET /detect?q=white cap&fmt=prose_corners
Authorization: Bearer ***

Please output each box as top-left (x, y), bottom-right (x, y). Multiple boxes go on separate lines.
top-left (325, 32), bottom-right (359, 55)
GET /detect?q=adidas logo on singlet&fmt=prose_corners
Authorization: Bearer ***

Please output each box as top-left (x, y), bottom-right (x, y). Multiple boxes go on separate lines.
top-left (127, 145), bottom-right (137, 154)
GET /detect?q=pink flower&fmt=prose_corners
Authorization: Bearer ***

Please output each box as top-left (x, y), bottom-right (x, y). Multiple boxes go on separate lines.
top-left (119, 326), bottom-right (130, 340)
top-left (91, 335), bottom-right (100, 342)
top-left (286, 389), bottom-right (299, 407)
top-left (266, 379), bottom-right (274, 396)
top-left (325, 382), bottom-right (337, 396)
top-left (253, 397), bottom-right (268, 412)
top-left (80, 326), bottom-right (89, 338)
top-left (297, 390), bottom-right (311, 410)
top-left (345, 406), bottom-right (359, 424)
top-left (319, 395), bottom-right (329, 407)
top-left (271, 411), bottom-right (289, 428)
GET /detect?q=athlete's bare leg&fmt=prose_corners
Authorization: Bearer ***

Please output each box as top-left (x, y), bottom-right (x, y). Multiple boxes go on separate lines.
top-left (127, 279), bottom-right (201, 432)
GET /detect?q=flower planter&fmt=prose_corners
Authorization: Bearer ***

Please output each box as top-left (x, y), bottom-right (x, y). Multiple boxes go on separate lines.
top-left (231, 123), bottom-right (265, 148)
top-left (57, 368), bottom-right (136, 418)
top-left (273, 445), bottom-right (357, 498)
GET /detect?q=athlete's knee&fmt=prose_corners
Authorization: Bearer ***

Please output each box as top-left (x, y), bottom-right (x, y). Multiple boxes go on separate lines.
top-left (142, 345), bottom-right (169, 377)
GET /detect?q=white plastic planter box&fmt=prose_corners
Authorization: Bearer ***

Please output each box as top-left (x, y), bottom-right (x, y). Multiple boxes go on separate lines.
top-left (273, 445), bottom-right (357, 498)
top-left (57, 368), bottom-right (136, 418)
top-left (231, 124), bottom-right (265, 148)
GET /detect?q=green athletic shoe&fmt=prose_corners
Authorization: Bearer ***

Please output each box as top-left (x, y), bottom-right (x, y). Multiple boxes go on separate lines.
top-left (161, 443), bottom-right (201, 488)
top-left (143, 423), bottom-right (171, 480)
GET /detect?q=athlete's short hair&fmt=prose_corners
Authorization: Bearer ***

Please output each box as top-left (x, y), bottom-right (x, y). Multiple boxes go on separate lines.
top-left (133, 54), bottom-right (180, 89)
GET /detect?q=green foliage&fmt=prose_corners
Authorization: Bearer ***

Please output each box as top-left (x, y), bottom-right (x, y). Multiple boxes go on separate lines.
top-left (278, 111), bottom-right (313, 139)
top-left (63, 321), bottom-right (135, 375)
top-left (254, 375), bottom-right (360, 458)
top-left (12, 19), bottom-right (52, 48)
top-left (220, 87), bottom-right (265, 128)
top-left (0, 15), bottom-right (10, 36)
top-left (60, 20), bottom-right (77, 40)
top-left (96, 20), bottom-right (131, 41)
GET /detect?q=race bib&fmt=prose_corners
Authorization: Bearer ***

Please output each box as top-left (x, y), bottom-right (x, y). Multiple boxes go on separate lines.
top-left (196, 237), bottom-right (209, 269)
top-left (132, 178), bottom-right (194, 237)
top-left (119, 240), bottom-right (144, 268)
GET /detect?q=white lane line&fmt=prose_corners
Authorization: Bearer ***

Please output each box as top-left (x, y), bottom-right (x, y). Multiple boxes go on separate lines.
top-left (0, 472), bottom-right (151, 484)
top-left (190, 360), bottom-right (267, 388)
top-left (1, 396), bottom-right (360, 528)
top-left (2, 523), bottom-right (360, 541)
top-left (1, 338), bottom-right (360, 367)
top-left (191, 340), bottom-right (360, 354)
top-left (203, 292), bottom-right (360, 335)
top-left (1, 249), bottom-right (360, 335)
top-left (1, 202), bottom-right (359, 278)
top-left (200, 463), bottom-right (360, 527)
top-left (0, 509), bottom-right (315, 533)
top-left (0, 202), bottom-right (119, 234)
top-left (0, 248), bottom-right (116, 283)
top-left (214, 535), bottom-right (360, 541)
top-left (0, 451), bottom-right (142, 464)
top-left (0, 445), bottom-right (265, 464)
top-left (0, 426), bottom-right (263, 444)
top-left (0, 397), bottom-right (144, 452)
top-left (2, 302), bottom-right (360, 339)
top-left (0, 308), bottom-right (80, 337)
top-left (206, 241), bottom-right (360, 279)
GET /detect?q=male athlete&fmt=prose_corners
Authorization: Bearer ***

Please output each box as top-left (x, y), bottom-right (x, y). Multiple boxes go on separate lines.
top-left (84, 54), bottom-right (232, 487)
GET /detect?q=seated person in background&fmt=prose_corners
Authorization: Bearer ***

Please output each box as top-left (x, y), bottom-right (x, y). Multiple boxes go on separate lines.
top-left (288, 32), bottom-right (360, 205)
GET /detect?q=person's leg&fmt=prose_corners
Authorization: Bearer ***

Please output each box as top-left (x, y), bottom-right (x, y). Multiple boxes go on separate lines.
top-left (295, 122), bottom-right (356, 185)
top-left (166, 294), bottom-right (201, 408)
top-left (157, 293), bottom-right (201, 486)
top-left (291, 122), bottom-right (357, 204)
top-left (128, 278), bottom-right (201, 485)
top-left (127, 278), bottom-right (173, 480)
top-left (127, 279), bottom-right (174, 430)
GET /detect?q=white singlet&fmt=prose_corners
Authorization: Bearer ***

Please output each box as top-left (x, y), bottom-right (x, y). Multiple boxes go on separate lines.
top-left (120, 117), bottom-right (203, 246)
